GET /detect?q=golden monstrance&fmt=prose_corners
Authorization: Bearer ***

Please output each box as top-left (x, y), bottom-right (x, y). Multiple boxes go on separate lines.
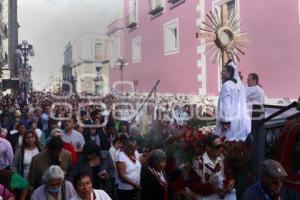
top-left (197, 4), bottom-right (250, 66)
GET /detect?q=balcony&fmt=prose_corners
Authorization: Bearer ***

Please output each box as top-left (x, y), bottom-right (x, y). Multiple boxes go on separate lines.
top-left (106, 19), bottom-right (125, 36)
top-left (127, 11), bottom-right (137, 29)
top-left (93, 75), bottom-right (103, 83)
top-left (168, 0), bottom-right (185, 6)
top-left (149, 0), bottom-right (164, 15)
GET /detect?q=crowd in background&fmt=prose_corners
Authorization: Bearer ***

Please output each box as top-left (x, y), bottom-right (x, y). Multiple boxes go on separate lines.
top-left (0, 91), bottom-right (299, 200)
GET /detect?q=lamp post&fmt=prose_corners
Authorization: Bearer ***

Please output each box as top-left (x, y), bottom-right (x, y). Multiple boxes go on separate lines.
top-left (15, 40), bottom-right (34, 107)
top-left (115, 57), bottom-right (128, 96)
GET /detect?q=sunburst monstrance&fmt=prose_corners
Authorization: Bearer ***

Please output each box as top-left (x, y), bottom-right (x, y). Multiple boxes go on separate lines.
top-left (197, 4), bottom-right (250, 66)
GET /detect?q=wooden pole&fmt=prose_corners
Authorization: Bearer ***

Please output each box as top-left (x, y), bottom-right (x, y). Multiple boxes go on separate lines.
top-left (221, 4), bottom-right (228, 66)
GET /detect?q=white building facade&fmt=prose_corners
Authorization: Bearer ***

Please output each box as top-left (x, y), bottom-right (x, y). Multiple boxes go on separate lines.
top-left (63, 33), bottom-right (109, 94)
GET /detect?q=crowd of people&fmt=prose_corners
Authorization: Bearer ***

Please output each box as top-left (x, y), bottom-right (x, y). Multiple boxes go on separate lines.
top-left (0, 65), bottom-right (299, 200)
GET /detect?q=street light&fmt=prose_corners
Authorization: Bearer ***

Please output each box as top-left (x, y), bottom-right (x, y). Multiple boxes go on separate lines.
top-left (15, 40), bottom-right (34, 107)
top-left (115, 57), bottom-right (128, 95)
top-left (93, 75), bottom-right (102, 95)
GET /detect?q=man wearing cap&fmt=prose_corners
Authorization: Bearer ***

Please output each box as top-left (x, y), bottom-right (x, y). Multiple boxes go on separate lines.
top-left (243, 159), bottom-right (299, 200)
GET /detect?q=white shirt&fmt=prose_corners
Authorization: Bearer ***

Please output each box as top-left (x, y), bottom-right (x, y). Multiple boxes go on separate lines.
top-left (109, 146), bottom-right (120, 165)
top-left (23, 148), bottom-right (39, 179)
top-left (62, 129), bottom-right (85, 151)
top-left (116, 151), bottom-right (141, 190)
top-left (245, 85), bottom-right (265, 105)
top-left (193, 153), bottom-right (236, 200)
top-left (70, 189), bottom-right (111, 200)
top-left (18, 135), bottom-right (23, 147)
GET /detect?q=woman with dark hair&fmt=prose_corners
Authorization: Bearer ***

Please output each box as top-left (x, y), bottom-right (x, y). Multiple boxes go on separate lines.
top-left (12, 129), bottom-right (44, 179)
top-left (71, 172), bottom-right (111, 200)
top-left (140, 149), bottom-right (168, 200)
top-left (70, 141), bottom-right (117, 200)
top-left (118, 121), bottom-right (130, 138)
top-left (116, 138), bottom-right (141, 200)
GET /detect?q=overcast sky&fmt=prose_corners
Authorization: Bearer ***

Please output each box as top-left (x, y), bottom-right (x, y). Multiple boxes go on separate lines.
top-left (18, 0), bottom-right (122, 90)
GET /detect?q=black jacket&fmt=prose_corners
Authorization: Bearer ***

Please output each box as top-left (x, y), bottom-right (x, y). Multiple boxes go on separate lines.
top-left (6, 132), bottom-right (21, 152)
top-left (243, 181), bottom-right (300, 200)
top-left (141, 167), bottom-right (167, 200)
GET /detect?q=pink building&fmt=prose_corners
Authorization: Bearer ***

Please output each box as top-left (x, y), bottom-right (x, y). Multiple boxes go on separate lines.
top-left (107, 0), bottom-right (300, 99)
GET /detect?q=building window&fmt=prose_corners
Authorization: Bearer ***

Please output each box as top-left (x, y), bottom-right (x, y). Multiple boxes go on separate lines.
top-left (95, 42), bottom-right (103, 60)
top-left (226, 0), bottom-right (236, 20)
top-left (132, 36), bottom-right (141, 63)
top-left (111, 36), bottom-right (121, 59)
top-left (96, 66), bottom-right (102, 74)
top-left (164, 18), bottom-right (179, 55)
top-left (213, 0), bottom-right (239, 21)
top-left (109, 40), bottom-right (115, 60)
top-left (149, 0), bottom-right (165, 15)
top-left (127, 0), bottom-right (138, 28)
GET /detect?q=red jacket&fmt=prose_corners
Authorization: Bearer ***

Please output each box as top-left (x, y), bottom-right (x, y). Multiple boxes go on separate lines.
top-left (63, 142), bottom-right (78, 165)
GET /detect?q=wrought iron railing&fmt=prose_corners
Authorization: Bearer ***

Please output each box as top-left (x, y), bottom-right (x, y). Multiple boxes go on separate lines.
top-left (251, 102), bottom-right (299, 178)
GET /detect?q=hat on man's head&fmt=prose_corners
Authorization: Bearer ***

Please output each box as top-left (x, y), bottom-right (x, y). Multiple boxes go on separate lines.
top-left (261, 159), bottom-right (287, 179)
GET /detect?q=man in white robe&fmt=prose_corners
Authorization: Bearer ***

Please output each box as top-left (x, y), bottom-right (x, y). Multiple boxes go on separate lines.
top-left (245, 73), bottom-right (265, 105)
top-left (216, 61), bottom-right (251, 141)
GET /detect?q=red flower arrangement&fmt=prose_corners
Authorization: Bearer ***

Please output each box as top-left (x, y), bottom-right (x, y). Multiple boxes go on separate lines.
top-left (222, 140), bottom-right (253, 174)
